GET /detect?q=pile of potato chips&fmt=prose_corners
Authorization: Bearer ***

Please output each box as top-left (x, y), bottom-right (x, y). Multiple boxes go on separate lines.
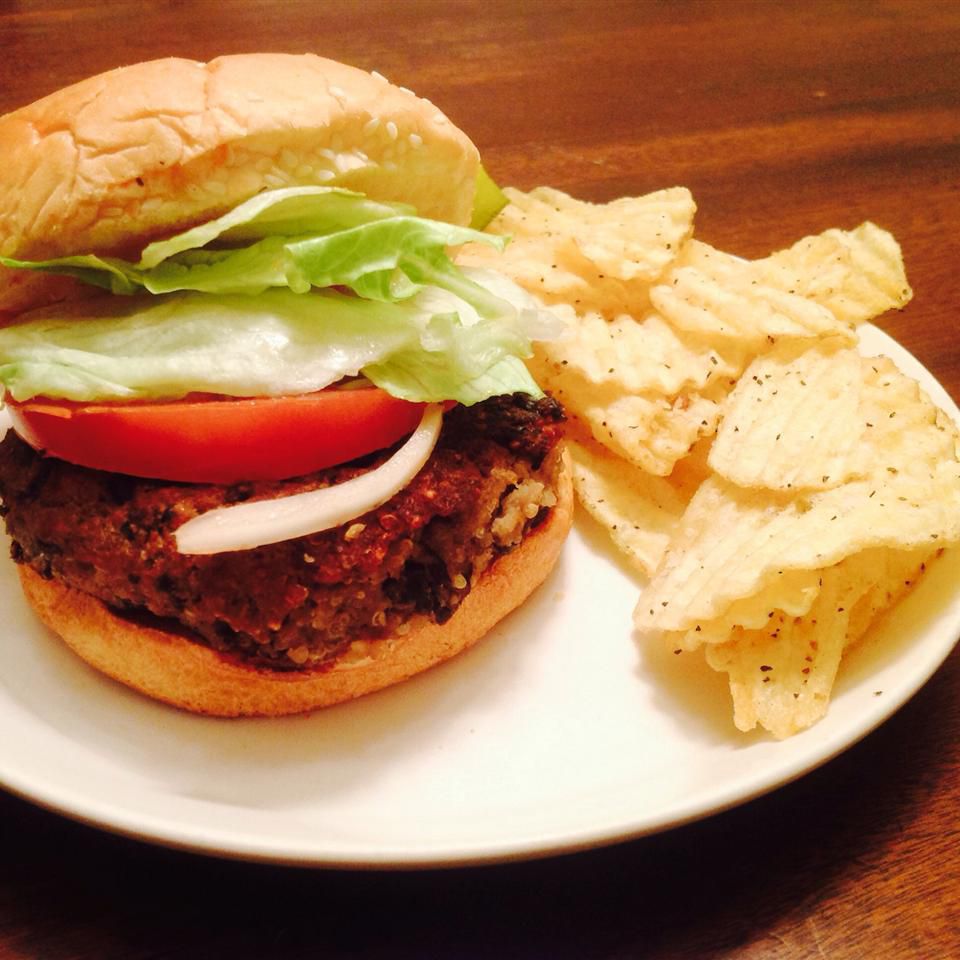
top-left (460, 186), bottom-right (960, 738)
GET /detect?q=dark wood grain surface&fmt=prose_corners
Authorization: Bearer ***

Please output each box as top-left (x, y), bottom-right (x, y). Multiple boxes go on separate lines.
top-left (1, 1), bottom-right (958, 957)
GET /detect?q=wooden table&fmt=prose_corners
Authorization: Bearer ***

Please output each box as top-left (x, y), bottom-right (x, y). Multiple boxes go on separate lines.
top-left (1, 1), bottom-right (958, 956)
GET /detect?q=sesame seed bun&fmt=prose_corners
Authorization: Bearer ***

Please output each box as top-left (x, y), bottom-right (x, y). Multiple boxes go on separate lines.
top-left (17, 451), bottom-right (572, 717)
top-left (0, 53), bottom-right (479, 312)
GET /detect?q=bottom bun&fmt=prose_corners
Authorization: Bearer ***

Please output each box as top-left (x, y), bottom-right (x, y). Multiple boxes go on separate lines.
top-left (18, 452), bottom-right (573, 717)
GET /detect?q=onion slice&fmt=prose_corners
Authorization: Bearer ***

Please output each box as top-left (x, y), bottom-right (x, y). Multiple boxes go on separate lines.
top-left (0, 404), bottom-right (10, 442)
top-left (175, 403), bottom-right (443, 555)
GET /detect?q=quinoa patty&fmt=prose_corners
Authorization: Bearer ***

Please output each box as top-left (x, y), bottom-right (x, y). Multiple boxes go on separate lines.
top-left (0, 394), bottom-right (566, 668)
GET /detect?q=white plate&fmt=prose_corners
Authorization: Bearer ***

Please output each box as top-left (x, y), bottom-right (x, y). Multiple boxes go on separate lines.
top-left (0, 324), bottom-right (958, 868)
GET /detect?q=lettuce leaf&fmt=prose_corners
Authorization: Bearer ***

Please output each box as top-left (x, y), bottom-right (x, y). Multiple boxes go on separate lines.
top-left (470, 165), bottom-right (509, 230)
top-left (138, 186), bottom-right (412, 266)
top-left (0, 253), bottom-right (144, 296)
top-left (0, 187), bottom-right (508, 312)
top-left (140, 217), bottom-right (509, 317)
top-left (0, 187), bottom-right (549, 407)
top-left (0, 276), bottom-right (551, 405)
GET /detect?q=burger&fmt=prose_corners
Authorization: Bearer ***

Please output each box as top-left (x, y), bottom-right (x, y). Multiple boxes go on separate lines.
top-left (0, 54), bottom-right (573, 716)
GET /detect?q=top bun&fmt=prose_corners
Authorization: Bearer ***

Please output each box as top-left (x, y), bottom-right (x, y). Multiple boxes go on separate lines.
top-left (0, 54), bottom-right (479, 312)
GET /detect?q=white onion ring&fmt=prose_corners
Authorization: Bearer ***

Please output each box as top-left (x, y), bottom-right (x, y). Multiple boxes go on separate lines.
top-left (175, 403), bottom-right (443, 555)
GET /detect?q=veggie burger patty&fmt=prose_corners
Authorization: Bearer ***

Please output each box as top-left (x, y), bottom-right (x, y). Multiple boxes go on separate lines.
top-left (0, 394), bottom-right (566, 669)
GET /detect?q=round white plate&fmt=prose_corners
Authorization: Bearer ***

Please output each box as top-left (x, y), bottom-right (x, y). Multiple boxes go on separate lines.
top-left (0, 324), bottom-right (958, 868)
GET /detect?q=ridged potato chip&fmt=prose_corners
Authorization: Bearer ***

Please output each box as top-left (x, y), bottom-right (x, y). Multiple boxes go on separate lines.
top-left (710, 345), bottom-right (958, 492)
top-left (651, 241), bottom-right (858, 348)
top-left (661, 567), bottom-right (823, 651)
top-left (460, 234), bottom-right (640, 317)
top-left (852, 354), bottom-right (960, 480)
top-left (533, 305), bottom-right (742, 397)
top-left (704, 565), bottom-right (851, 739)
top-left (532, 358), bottom-right (723, 476)
top-left (755, 222), bottom-right (913, 325)
top-left (845, 546), bottom-right (941, 643)
top-left (568, 430), bottom-right (689, 577)
top-left (635, 457), bottom-right (960, 636)
top-left (494, 186), bottom-right (696, 283)
top-left (527, 303), bottom-right (740, 475)
top-left (458, 186), bottom-right (695, 316)
top-left (704, 546), bottom-right (935, 738)
top-left (708, 339), bottom-right (864, 491)
top-left (563, 425), bottom-right (712, 581)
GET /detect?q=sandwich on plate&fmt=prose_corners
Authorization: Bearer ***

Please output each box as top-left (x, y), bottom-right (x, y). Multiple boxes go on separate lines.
top-left (0, 53), bottom-right (572, 716)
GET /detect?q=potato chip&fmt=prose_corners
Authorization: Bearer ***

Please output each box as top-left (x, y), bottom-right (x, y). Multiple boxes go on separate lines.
top-left (458, 186), bottom-right (695, 316)
top-left (584, 387), bottom-right (723, 478)
top-left (568, 430), bottom-right (689, 577)
top-left (635, 457), bottom-right (960, 635)
top-left (525, 295), bottom-right (744, 476)
top-left (662, 567), bottom-right (822, 651)
top-left (704, 546), bottom-right (935, 738)
top-left (666, 435), bottom-right (714, 500)
top-left (709, 598), bottom-right (848, 736)
top-left (755, 222), bottom-right (913, 324)
top-left (494, 186), bottom-right (696, 283)
top-left (852, 354), bottom-right (959, 480)
top-left (534, 304), bottom-right (744, 396)
top-left (708, 339), bottom-right (864, 491)
top-left (845, 546), bottom-right (941, 643)
top-left (533, 358), bottom-right (723, 476)
top-left (704, 565), bottom-right (851, 738)
top-left (651, 241), bottom-right (858, 349)
top-left (710, 345), bottom-right (957, 492)
top-left (460, 235), bottom-right (641, 316)
top-left (564, 426), bottom-right (712, 581)
top-left (637, 332), bottom-right (960, 636)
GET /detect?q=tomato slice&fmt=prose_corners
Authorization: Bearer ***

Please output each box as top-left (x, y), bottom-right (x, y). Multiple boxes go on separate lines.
top-left (6, 389), bottom-right (427, 483)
